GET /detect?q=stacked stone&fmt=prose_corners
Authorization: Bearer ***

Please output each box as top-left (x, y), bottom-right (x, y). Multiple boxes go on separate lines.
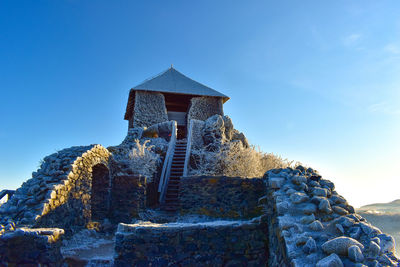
top-left (0, 145), bottom-right (111, 232)
top-left (110, 174), bottom-right (147, 224)
top-left (187, 96), bottom-right (224, 125)
top-left (133, 91), bottom-right (169, 128)
top-left (114, 218), bottom-right (268, 266)
top-left (0, 227), bottom-right (64, 265)
top-left (179, 176), bottom-right (265, 219)
top-left (263, 167), bottom-right (399, 266)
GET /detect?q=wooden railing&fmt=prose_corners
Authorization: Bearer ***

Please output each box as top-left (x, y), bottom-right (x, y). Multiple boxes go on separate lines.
top-left (183, 119), bottom-right (194, 177)
top-left (158, 121), bottom-right (177, 203)
top-left (0, 190), bottom-right (15, 203)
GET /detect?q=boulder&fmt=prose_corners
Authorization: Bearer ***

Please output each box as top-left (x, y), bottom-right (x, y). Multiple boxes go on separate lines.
top-left (348, 245), bottom-right (364, 262)
top-left (309, 220), bottom-right (324, 231)
top-left (368, 240), bottom-right (380, 259)
top-left (290, 192), bottom-right (309, 204)
top-left (377, 234), bottom-right (395, 253)
top-left (303, 237), bottom-right (317, 254)
top-left (319, 199), bottom-right (333, 214)
top-left (316, 253), bottom-right (343, 267)
top-left (321, 236), bottom-right (364, 256)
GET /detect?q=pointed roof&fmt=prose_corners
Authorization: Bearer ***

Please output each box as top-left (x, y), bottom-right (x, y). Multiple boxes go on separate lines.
top-left (133, 67), bottom-right (229, 99)
top-left (124, 67), bottom-right (229, 120)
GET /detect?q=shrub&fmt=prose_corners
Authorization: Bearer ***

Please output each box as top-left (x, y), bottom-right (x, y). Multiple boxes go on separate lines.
top-left (190, 141), bottom-right (299, 178)
top-left (128, 139), bottom-right (160, 180)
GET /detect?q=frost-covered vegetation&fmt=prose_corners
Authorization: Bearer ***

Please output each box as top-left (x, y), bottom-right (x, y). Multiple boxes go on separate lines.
top-left (128, 139), bottom-right (160, 178)
top-left (109, 138), bottom-right (164, 181)
top-left (190, 141), bottom-right (299, 178)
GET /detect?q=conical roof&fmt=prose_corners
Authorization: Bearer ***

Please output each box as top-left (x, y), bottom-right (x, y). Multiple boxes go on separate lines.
top-left (125, 67), bottom-right (229, 120)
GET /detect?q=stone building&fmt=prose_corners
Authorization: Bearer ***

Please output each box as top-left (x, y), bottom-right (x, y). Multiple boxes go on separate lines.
top-left (1, 68), bottom-right (399, 266)
top-left (124, 67), bottom-right (229, 138)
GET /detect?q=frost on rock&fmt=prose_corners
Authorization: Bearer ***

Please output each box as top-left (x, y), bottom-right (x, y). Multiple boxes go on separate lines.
top-left (264, 166), bottom-right (400, 266)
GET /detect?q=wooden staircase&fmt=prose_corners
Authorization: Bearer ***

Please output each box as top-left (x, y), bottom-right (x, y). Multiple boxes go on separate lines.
top-left (162, 139), bottom-right (187, 212)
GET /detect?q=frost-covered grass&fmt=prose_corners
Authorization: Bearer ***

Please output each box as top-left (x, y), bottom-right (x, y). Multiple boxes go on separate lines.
top-left (190, 141), bottom-right (299, 178)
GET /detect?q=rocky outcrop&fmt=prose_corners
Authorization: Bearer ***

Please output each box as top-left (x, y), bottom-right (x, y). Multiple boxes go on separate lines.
top-left (0, 145), bottom-right (111, 232)
top-left (202, 114), bottom-right (248, 149)
top-left (263, 167), bottom-right (399, 266)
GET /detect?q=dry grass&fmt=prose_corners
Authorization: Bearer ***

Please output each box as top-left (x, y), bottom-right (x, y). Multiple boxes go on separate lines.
top-left (190, 141), bottom-right (299, 178)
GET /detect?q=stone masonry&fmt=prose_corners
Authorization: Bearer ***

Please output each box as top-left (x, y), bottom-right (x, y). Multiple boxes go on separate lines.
top-left (132, 91), bottom-right (169, 128)
top-left (187, 96), bottom-right (224, 125)
top-left (179, 176), bottom-right (265, 219)
top-left (114, 219), bottom-right (268, 266)
top-left (0, 145), bottom-right (111, 233)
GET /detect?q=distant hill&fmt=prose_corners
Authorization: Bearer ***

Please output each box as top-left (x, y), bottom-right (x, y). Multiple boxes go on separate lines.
top-left (357, 199), bottom-right (400, 256)
top-left (358, 199), bottom-right (400, 214)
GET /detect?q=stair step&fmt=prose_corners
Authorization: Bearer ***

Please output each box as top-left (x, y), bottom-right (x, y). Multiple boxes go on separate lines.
top-left (168, 186), bottom-right (180, 190)
top-left (167, 188), bottom-right (179, 192)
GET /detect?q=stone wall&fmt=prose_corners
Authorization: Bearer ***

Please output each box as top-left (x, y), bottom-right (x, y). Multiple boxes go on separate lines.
top-left (110, 174), bottom-right (147, 224)
top-left (133, 91), bottom-right (168, 128)
top-left (114, 218), bottom-right (268, 266)
top-left (187, 96), bottom-right (223, 125)
top-left (0, 227), bottom-right (64, 265)
top-left (0, 145), bottom-right (111, 233)
top-left (189, 119), bottom-right (205, 150)
top-left (263, 167), bottom-right (400, 266)
top-left (179, 176), bottom-right (265, 219)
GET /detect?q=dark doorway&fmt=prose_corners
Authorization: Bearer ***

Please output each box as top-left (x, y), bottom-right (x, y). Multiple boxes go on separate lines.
top-left (91, 164), bottom-right (110, 221)
top-left (163, 92), bottom-right (192, 140)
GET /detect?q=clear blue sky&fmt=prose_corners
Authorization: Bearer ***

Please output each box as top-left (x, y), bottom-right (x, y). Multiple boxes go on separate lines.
top-left (1, 1), bottom-right (399, 207)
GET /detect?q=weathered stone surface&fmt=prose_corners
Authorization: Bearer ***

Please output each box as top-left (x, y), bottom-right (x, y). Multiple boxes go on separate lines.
top-left (322, 236), bottom-right (364, 256)
top-left (1, 145), bottom-right (111, 233)
top-left (0, 227), bottom-right (64, 265)
top-left (319, 198), bottom-right (333, 214)
top-left (187, 96), bottom-right (224, 125)
top-left (110, 175), bottom-right (147, 223)
top-left (368, 240), bottom-right (380, 259)
top-left (332, 206), bottom-right (349, 215)
top-left (179, 176), bottom-right (265, 219)
top-left (316, 253), bottom-right (343, 267)
top-left (300, 214), bottom-right (316, 224)
top-left (310, 220), bottom-right (324, 231)
top-left (133, 91), bottom-right (168, 128)
top-left (377, 234), bottom-right (395, 253)
top-left (290, 192), bottom-right (309, 204)
top-left (312, 187), bottom-right (328, 197)
top-left (114, 219), bottom-right (267, 266)
top-left (303, 237), bottom-right (317, 254)
top-left (348, 245), bottom-right (364, 262)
